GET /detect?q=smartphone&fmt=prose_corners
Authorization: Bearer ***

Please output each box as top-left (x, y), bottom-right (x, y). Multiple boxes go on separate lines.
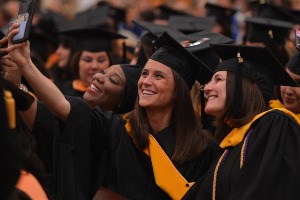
top-left (296, 29), bottom-right (300, 51)
top-left (12, 0), bottom-right (37, 44)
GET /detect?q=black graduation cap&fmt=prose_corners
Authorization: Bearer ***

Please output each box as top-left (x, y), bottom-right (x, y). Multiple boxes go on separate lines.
top-left (253, 2), bottom-right (294, 22)
top-left (287, 51), bottom-right (300, 76)
top-left (245, 17), bottom-right (293, 45)
top-left (132, 20), bottom-right (189, 43)
top-left (185, 31), bottom-right (234, 82)
top-left (288, 9), bottom-right (300, 24)
top-left (59, 26), bottom-right (126, 52)
top-left (205, 3), bottom-right (237, 20)
top-left (168, 15), bottom-right (216, 34)
top-left (210, 44), bottom-right (296, 115)
top-left (45, 9), bottom-right (72, 32)
top-left (73, 7), bottom-right (111, 30)
top-left (154, 5), bottom-right (189, 20)
top-left (117, 64), bottom-right (142, 114)
top-left (151, 32), bottom-right (213, 89)
top-left (96, 1), bottom-right (126, 23)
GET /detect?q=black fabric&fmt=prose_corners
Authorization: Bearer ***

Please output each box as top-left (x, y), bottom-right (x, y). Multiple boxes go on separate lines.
top-left (54, 97), bottom-right (219, 200)
top-left (2, 79), bottom-right (35, 111)
top-left (245, 16), bottom-right (293, 45)
top-left (32, 101), bottom-right (56, 199)
top-left (287, 51), bottom-right (300, 76)
top-left (0, 78), bottom-right (21, 200)
top-left (151, 32), bottom-right (213, 89)
top-left (183, 110), bottom-right (300, 200)
top-left (59, 26), bottom-right (126, 52)
top-left (56, 80), bottom-right (85, 98)
top-left (116, 64), bottom-right (142, 114)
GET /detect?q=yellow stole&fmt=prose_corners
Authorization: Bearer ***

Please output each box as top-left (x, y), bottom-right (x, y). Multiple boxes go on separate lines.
top-left (4, 90), bottom-right (16, 129)
top-left (124, 120), bottom-right (194, 200)
top-left (220, 108), bottom-right (300, 149)
top-left (72, 80), bottom-right (88, 92)
top-left (270, 99), bottom-right (300, 120)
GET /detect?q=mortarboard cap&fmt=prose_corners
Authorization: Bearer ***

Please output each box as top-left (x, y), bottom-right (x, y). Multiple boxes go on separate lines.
top-left (210, 44), bottom-right (296, 110)
top-left (168, 15), bottom-right (215, 34)
top-left (45, 9), bottom-right (72, 32)
top-left (245, 16), bottom-right (293, 45)
top-left (185, 31), bottom-right (234, 83)
top-left (205, 3), bottom-right (237, 20)
top-left (132, 20), bottom-right (189, 43)
top-left (154, 5), bottom-right (189, 20)
top-left (73, 7), bottom-right (112, 30)
top-left (96, 1), bottom-right (126, 23)
top-left (151, 32), bottom-right (213, 89)
top-left (117, 64), bottom-right (142, 114)
top-left (287, 51), bottom-right (300, 76)
top-left (59, 26), bottom-right (126, 52)
top-left (253, 2), bottom-right (294, 22)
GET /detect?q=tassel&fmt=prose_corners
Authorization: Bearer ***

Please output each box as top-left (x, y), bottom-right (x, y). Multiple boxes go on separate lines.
top-left (233, 53), bottom-right (243, 118)
top-left (200, 85), bottom-right (208, 129)
top-left (4, 90), bottom-right (16, 129)
top-left (122, 41), bottom-right (127, 64)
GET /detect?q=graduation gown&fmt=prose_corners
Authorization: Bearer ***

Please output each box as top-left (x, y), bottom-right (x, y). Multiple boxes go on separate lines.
top-left (183, 109), bottom-right (300, 200)
top-left (56, 80), bottom-right (86, 98)
top-left (55, 96), bottom-right (219, 200)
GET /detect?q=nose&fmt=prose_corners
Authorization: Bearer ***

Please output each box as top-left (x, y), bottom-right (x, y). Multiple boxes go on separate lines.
top-left (94, 73), bottom-right (104, 83)
top-left (285, 86), bottom-right (294, 95)
top-left (141, 75), bottom-right (153, 86)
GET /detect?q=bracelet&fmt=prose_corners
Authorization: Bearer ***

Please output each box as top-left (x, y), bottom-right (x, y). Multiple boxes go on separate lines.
top-left (18, 84), bottom-right (29, 93)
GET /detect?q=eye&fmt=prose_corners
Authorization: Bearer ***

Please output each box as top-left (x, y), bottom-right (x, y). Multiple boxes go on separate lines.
top-left (141, 71), bottom-right (148, 77)
top-left (109, 78), bottom-right (118, 84)
top-left (155, 74), bottom-right (164, 79)
top-left (98, 57), bottom-right (107, 63)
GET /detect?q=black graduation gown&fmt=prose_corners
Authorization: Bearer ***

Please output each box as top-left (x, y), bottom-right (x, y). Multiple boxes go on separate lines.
top-left (183, 109), bottom-right (300, 200)
top-left (56, 81), bottom-right (85, 98)
top-left (56, 96), bottom-right (219, 200)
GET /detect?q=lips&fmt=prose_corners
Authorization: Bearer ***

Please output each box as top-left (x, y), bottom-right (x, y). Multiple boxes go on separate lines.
top-left (142, 89), bottom-right (156, 95)
top-left (89, 83), bottom-right (102, 93)
top-left (284, 97), bottom-right (296, 103)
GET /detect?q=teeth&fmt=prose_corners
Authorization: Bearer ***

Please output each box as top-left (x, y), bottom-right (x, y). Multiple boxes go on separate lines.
top-left (142, 90), bottom-right (155, 95)
top-left (91, 84), bottom-right (101, 93)
top-left (208, 96), bottom-right (216, 100)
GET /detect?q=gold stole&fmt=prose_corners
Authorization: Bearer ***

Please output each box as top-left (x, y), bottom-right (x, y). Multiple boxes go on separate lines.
top-left (72, 80), bottom-right (88, 92)
top-left (4, 90), bottom-right (16, 129)
top-left (269, 99), bottom-right (300, 120)
top-left (220, 108), bottom-right (300, 149)
top-left (124, 121), bottom-right (194, 200)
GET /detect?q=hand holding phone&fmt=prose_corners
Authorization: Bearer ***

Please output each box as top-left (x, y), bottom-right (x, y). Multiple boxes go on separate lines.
top-left (12, 0), bottom-right (37, 44)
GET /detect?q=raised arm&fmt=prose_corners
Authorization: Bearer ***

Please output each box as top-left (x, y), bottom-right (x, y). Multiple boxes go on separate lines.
top-left (6, 23), bottom-right (70, 122)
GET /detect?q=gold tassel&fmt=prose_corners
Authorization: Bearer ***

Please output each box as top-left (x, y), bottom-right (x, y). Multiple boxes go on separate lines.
top-left (4, 90), bottom-right (16, 129)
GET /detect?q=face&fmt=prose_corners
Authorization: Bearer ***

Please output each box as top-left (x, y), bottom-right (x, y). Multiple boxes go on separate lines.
top-left (55, 44), bottom-right (71, 68)
top-left (83, 65), bottom-right (126, 109)
top-left (204, 71), bottom-right (227, 117)
top-left (79, 51), bottom-right (110, 86)
top-left (138, 59), bottom-right (175, 112)
top-left (280, 68), bottom-right (300, 113)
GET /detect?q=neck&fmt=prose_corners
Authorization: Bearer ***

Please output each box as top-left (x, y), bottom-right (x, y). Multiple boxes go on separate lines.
top-left (146, 109), bottom-right (172, 134)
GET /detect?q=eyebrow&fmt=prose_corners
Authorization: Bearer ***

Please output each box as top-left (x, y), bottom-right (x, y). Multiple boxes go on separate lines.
top-left (143, 68), bottom-right (168, 76)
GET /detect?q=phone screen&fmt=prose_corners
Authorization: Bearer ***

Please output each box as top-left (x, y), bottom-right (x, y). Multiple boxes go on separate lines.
top-left (296, 29), bottom-right (300, 51)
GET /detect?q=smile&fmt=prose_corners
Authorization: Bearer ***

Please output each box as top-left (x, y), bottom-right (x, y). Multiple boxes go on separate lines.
top-left (90, 83), bottom-right (102, 93)
top-left (142, 89), bottom-right (156, 95)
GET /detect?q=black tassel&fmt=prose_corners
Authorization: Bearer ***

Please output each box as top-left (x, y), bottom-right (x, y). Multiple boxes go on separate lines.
top-left (200, 85), bottom-right (208, 129)
top-left (233, 59), bottom-right (243, 118)
top-left (122, 41), bottom-right (127, 64)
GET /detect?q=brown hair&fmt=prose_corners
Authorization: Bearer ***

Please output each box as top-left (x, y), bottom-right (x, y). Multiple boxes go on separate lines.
top-left (214, 71), bottom-right (266, 141)
top-left (71, 51), bottom-right (113, 79)
top-left (127, 70), bottom-right (211, 164)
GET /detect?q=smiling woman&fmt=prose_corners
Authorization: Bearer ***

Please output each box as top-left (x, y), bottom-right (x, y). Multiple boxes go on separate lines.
top-left (55, 26), bottom-right (126, 98)
top-left (183, 44), bottom-right (300, 200)
top-left (6, 23), bottom-right (219, 200)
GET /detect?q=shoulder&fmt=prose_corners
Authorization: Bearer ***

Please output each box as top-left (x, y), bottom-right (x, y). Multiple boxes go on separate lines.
top-left (258, 109), bottom-right (300, 126)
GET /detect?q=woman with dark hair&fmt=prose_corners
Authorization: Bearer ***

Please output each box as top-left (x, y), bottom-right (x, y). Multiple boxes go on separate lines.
top-left (54, 26), bottom-right (126, 98)
top-left (183, 44), bottom-right (300, 200)
top-left (7, 23), bottom-right (219, 200)
top-left (270, 50), bottom-right (300, 119)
